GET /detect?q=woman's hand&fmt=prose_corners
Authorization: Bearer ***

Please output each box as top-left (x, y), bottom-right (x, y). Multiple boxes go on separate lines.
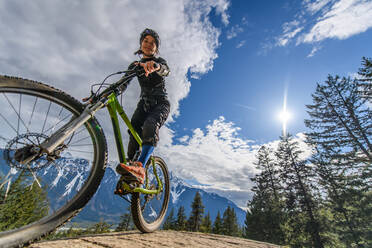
top-left (136, 61), bottom-right (160, 77)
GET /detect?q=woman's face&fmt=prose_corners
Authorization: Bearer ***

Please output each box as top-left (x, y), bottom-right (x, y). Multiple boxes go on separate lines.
top-left (141, 35), bottom-right (157, 57)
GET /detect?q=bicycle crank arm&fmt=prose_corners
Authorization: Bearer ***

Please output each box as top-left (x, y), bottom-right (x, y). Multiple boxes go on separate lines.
top-left (40, 101), bottom-right (105, 154)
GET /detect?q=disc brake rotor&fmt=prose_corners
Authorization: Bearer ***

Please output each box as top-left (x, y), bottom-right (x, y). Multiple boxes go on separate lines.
top-left (4, 133), bottom-right (51, 171)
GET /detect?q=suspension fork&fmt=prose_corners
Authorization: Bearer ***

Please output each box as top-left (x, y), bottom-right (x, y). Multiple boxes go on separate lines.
top-left (30, 101), bottom-right (104, 163)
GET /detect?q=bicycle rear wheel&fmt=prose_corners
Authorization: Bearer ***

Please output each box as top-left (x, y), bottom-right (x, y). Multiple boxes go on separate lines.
top-left (0, 76), bottom-right (107, 248)
top-left (131, 156), bottom-right (170, 232)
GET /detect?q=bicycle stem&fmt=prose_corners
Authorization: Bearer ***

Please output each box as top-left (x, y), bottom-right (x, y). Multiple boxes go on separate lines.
top-left (40, 101), bottom-right (105, 154)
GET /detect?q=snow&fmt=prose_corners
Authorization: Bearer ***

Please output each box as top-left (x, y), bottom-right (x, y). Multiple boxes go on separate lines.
top-left (170, 187), bottom-right (185, 204)
top-left (63, 171), bottom-right (81, 197)
top-left (51, 168), bottom-right (64, 188)
top-left (149, 206), bottom-right (158, 219)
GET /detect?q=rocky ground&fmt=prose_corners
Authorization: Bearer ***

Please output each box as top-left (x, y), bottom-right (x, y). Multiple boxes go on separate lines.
top-left (29, 230), bottom-right (282, 248)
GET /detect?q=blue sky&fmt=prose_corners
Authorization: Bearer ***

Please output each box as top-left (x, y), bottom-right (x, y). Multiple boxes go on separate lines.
top-left (0, 0), bottom-right (371, 209)
top-left (174, 0), bottom-right (372, 144)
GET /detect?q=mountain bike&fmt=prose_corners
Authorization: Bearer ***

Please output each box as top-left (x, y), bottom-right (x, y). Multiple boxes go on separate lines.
top-left (0, 66), bottom-right (170, 248)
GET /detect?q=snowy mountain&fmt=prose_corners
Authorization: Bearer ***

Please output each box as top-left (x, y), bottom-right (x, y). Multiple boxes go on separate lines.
top-left (73, 162), bottom-right (247, 226)
top-left (0, 150), bottom-right (246, 226)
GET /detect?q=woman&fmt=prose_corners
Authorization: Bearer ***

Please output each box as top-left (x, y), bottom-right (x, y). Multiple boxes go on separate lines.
top-left (116, 28), bottom-right (170, 184)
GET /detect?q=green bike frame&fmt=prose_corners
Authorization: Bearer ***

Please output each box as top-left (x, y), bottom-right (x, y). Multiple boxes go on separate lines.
top-left (106, 93), bottom-right (163, 195)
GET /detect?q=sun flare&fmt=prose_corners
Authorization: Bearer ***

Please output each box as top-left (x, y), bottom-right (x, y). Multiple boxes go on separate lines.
top-left (279, 87), bottom-right (292, 137)
top-left (279, 110), bottom-right (291, 123)
top-left (278, 110), bottom-right (291, 136)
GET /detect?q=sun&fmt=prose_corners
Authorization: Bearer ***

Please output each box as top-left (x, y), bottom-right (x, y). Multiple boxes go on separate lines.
top-left (278, 87), bottom-right (291, 137)
top-left (279, 110), bottom-right (291, 123)
top-left (278, 110), bottom-right (291, 136)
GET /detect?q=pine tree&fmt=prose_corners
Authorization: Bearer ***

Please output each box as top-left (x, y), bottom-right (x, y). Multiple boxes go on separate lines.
top-left (244, 145), bottom-right (286, 244)
top-left (357, 57), bottom-right (372, 101)
top-left (276, 135), bottom-right (325, 248)
top-left (0, 172), bottom-right (48, 231)
top-left (115, 207), bottom-right (134, 232)
top-left (163, 207), bottom-right (176, 230)
top-left (310, 148), bottom-right (364, 247)
top-left (212, 211), bottom-right (223, 234)
top-left (187, 191), bottom-right (204, 232)
top-left (305, 73), bottom-right (371, 246)
top-left (305, 75), bottom-right (372, 171)
top-left (222, 206), bottom-right (239, 237)
top-left (200, 212), bottom-right (212, 233)
top-left (254, 146), bottom-right (281, 200)
top-left (175, 206), bottom-right (187, 231)
top-left (87, 220), bottom-right (113, 234)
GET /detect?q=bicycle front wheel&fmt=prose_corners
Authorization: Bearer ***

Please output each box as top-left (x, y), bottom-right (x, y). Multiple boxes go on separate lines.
top-left (0, 76), bottom-right (107, 248)
top-left (131, 156), bottom-right (170, 232)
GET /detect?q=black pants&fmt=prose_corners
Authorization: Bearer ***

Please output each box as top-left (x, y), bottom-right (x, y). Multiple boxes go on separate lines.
top-left (127, 98), bottom-right (170, 161)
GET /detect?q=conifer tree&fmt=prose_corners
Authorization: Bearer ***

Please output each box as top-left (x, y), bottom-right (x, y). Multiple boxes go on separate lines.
top-left (200, 212), bottom-right (212, 233)
top-left (276, 135), bottom-right (325, 248)
top-left (244, 145), bottom-right (286, 244)
top-left (187, 191), bottom-right (204, 232)
top-left (175, 206), bottom-right (187, 231)
top-left (163, 207), bottom-right (176, 230)
top-left (254, 146), bottom-right (281, 200)
top-left (212, 211), bottom-right (223, 234)
top-left (305, 75), bottom-right (372, 171)
top-left (0, 172), bottom-right (48, 231)
top-left (115, 207), bottom-right (134, 232)
top-left (305, 73), bottom-right (371, 246)
top-left (87, 220), bottom-right (113, 234)
top-left (222, 206), bottom-right (239, 237)
top-left (357, 57), bottom-right (372, 101)
top-left (310, 149), bottom-right (364, 248)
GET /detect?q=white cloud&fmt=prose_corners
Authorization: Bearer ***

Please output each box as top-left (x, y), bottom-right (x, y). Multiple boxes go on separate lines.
top-left (301, 0), bottom-right (372, 43)
top-left (236, 40), bottom-right (246, 48)
top-left (227, 25), bottom-right (244, 39)
top-left (307, 45), bottom-right (323, 57)
top-left (0, 0), bottom-right (230, 160)
top-left (273, 0), bottom-right (372, 55)
top-left (226, 16), bottom-right (249, 40)
top-left (306, 0), bottom-right (333, 15)
top-left (156, 116), bottom-right (313, 208)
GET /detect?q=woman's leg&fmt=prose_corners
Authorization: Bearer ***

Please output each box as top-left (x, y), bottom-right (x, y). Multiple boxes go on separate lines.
top-left (127, 100), bottom-right (146, 161)
top-left (139, 100), bottom-right (170, 166)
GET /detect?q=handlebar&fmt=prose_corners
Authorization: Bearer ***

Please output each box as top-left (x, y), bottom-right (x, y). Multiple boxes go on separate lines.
top-left (83, 61), bottom-right (160, 104)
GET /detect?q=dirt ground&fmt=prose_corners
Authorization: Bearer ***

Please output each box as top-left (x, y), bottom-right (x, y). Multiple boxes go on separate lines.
top-left (29, 230), bottom-right (282, 248)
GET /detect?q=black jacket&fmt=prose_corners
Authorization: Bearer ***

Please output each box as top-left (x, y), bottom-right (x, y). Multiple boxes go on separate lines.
top-left (119, 57), bottom-right (170, 99)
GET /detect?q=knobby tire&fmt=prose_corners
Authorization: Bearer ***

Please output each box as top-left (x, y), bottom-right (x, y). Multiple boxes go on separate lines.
top-left (0, 75), bottom-right (107, 248)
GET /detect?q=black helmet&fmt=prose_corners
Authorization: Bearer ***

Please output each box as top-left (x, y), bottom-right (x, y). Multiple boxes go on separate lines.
top-left (139, 28), bottom-right (160, 49)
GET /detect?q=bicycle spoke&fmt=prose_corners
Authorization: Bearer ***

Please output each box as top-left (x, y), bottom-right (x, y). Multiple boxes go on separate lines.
top-left (4, 179), bottom-right (11, 202)
top-left (0, 171), bottom-right (12, 190)
top-left (3, 93), bottom-right (29, 134)
top-left (41, 101), bottom-right (52, 133)
top-left (43, 113), bottom-right (73, 135)
top-left (69, 136), bottom-right (91, 145)
top-left (26, 164), bottom-right (42, 188)
top-left (69, 144), bottom-right (94, 147)
top-left (0, 111), bottom-right (18, 134)
top-left (71, 127), bottom-right (86, 137)
top-left (0, 134), bottom-right (10, 141)
top-left (14, 140), bottom-right (30, 146)
top-left (46, 105), bottom-right (65, 135)
top-left (17, 94), bottom-right (21, 136)
top-left (68, 149), bottom-right (94, 154)
top-left (27, 96), bottom-right (38, 130)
